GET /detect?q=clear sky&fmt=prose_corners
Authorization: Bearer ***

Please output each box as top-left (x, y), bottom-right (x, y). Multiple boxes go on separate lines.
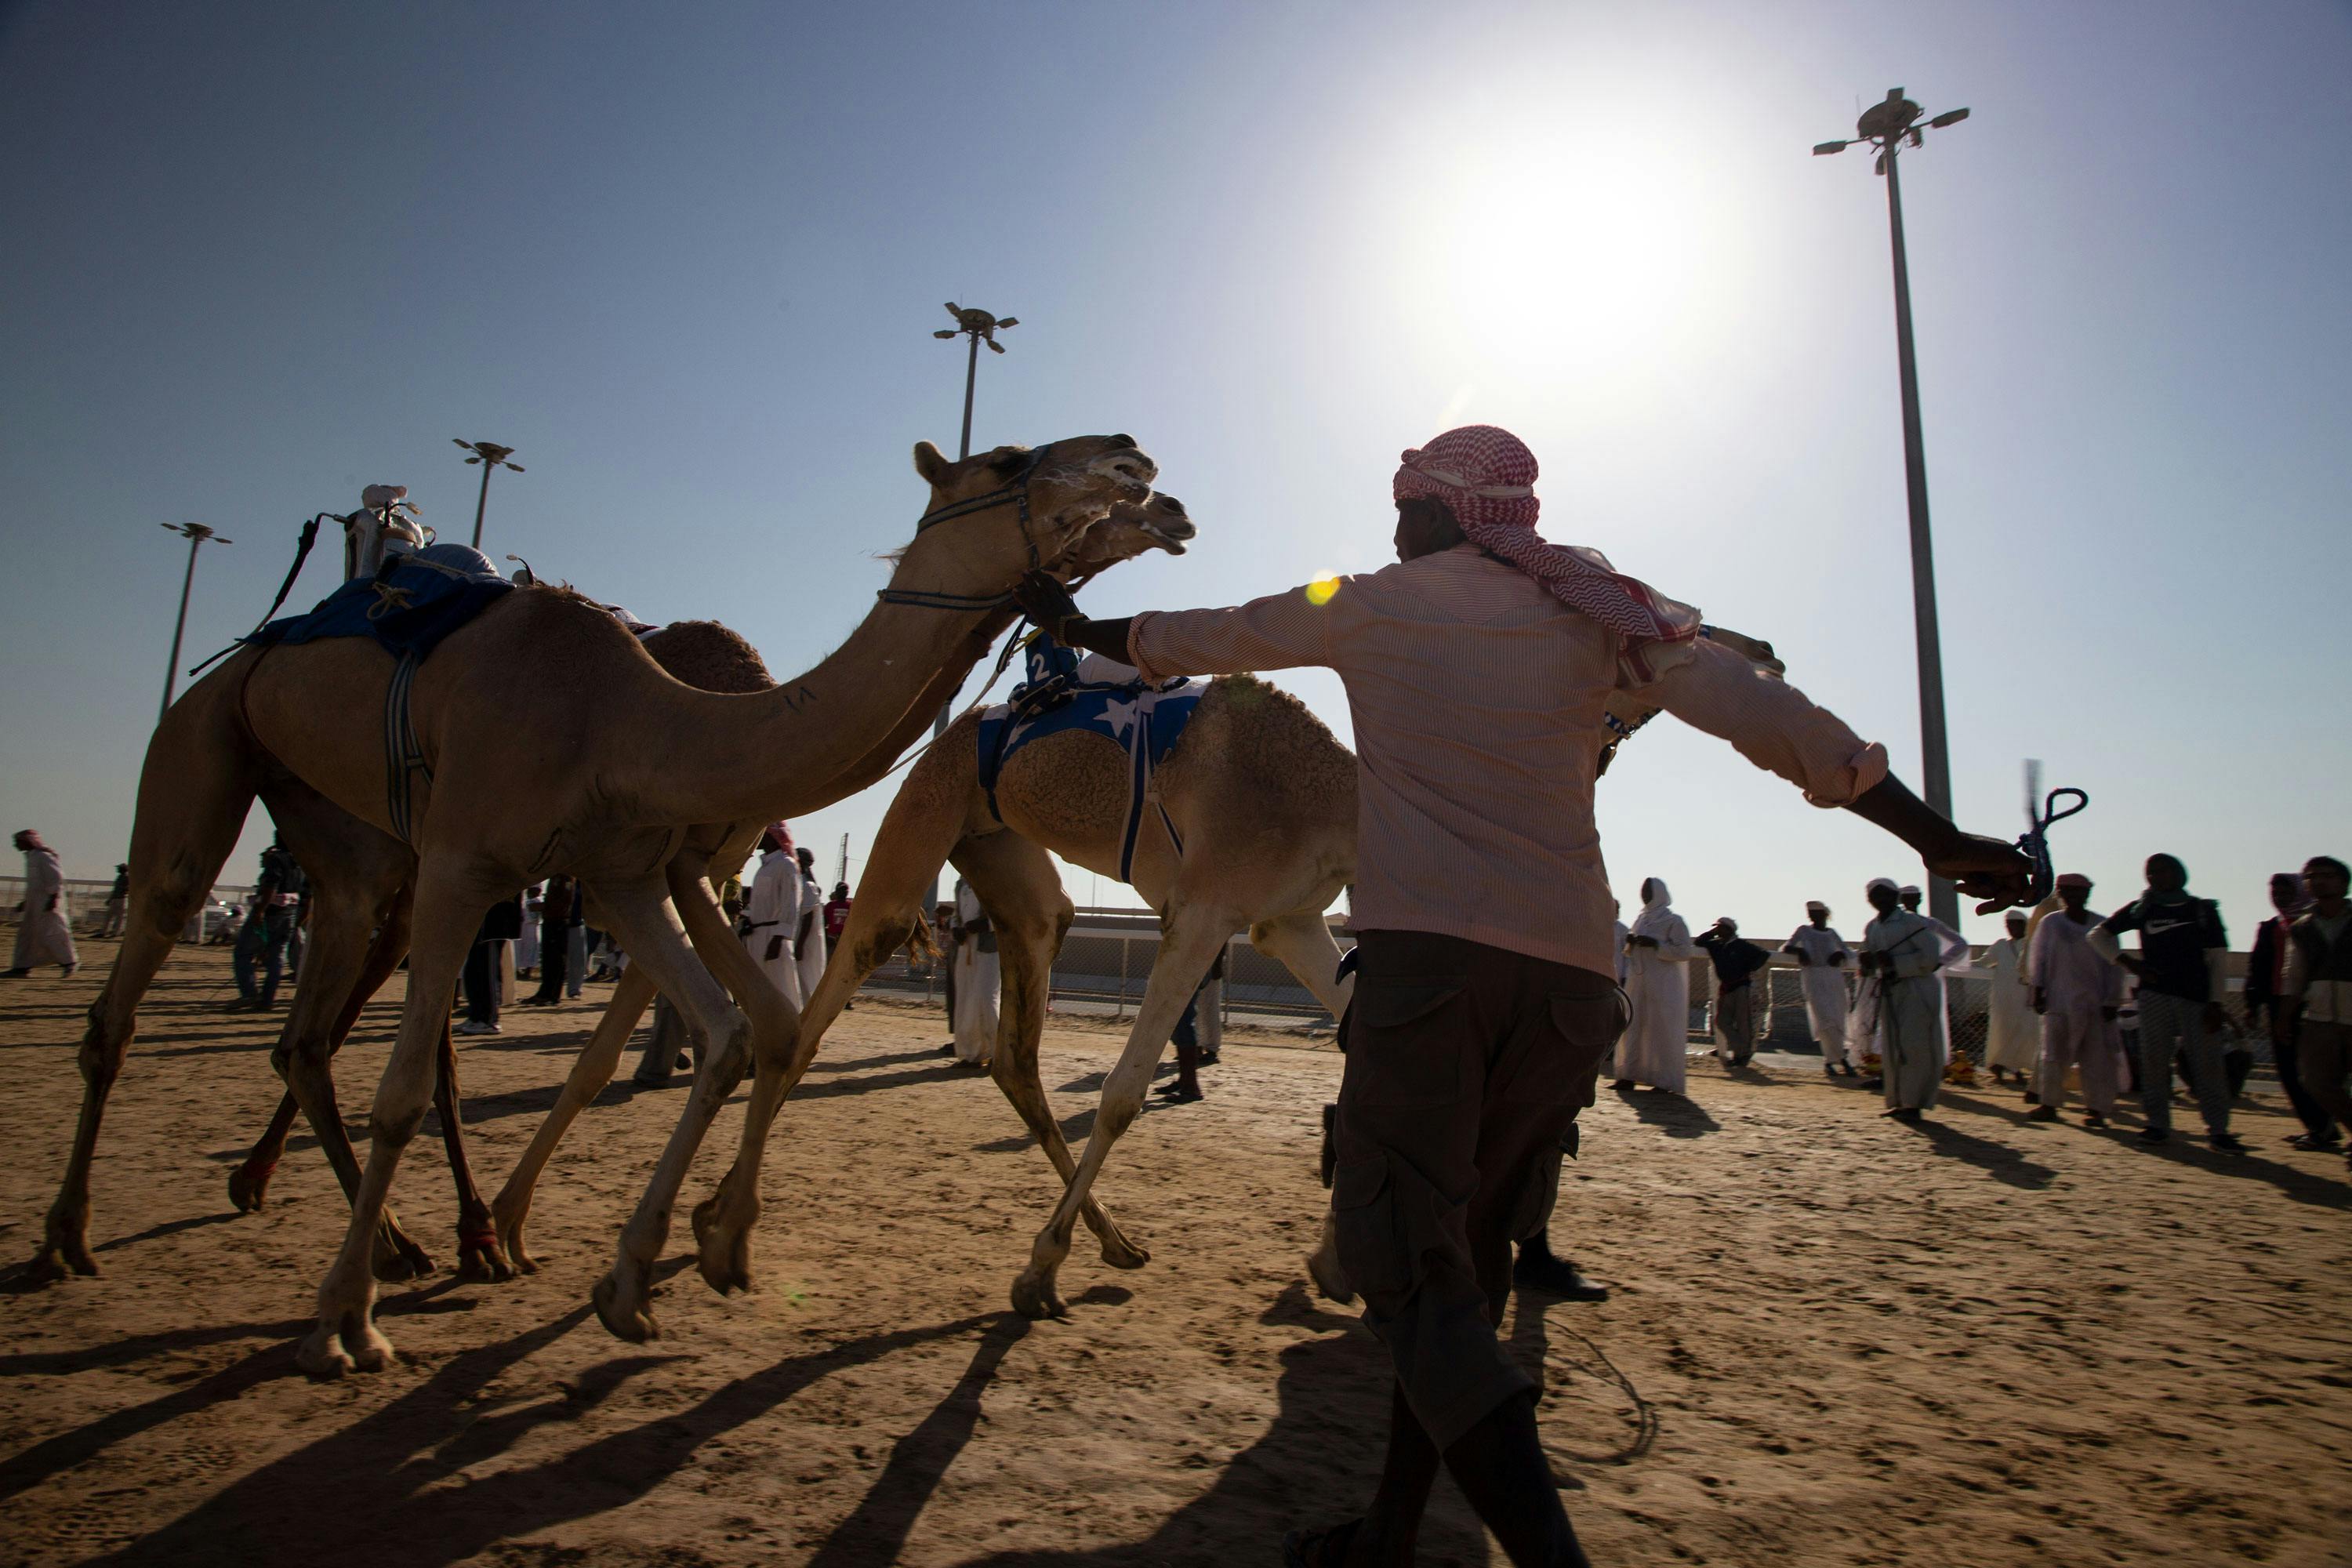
top-left (3, 0), bottom-right (2346, 946)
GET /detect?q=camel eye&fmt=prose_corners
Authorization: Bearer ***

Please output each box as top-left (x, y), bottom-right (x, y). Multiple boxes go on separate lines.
top-left (989, 448), bottom-right (1029, 474)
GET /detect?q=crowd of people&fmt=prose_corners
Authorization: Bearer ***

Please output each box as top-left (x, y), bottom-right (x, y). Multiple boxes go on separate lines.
top-left (1610, 854), bottom-right (2352, 1165)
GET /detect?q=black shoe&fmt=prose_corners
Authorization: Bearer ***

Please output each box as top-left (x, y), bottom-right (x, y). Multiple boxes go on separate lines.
top-left (2083, 1112), bottom-right (2110, 1130)
top-left (1196, 1050), bottom-right (1221, 1067)
top-left (2137, 1127), bottom-right (2170, 1145)
top-left (0, 967), bottom-right (28, 978)
top-left (2026, 1105), bottom-right (2060, 1122)
top-left (1858, 1076), bottom-right (1883, 1091)
top-left (2022, 1090), bottom-right (2041, 1105)
top-left (2209, 1131), bottom-right (2245, 1153)
top-left (1886, 1106), bottom-right (1924, 1123)
top-left (938, 1044), bottom-right (957, 1057)
top-left (1839, 1062), bottom-right (1859, 1077)
top-left (1512, 1248), bottom-right (1610, 1301)
top-left (1610, 1079), bottom-right (1635, 1091)
top-left (2286, 1132), bottom-right (2341, 1152)
top-left (1154, 1081), bottom-right (1203, 1103)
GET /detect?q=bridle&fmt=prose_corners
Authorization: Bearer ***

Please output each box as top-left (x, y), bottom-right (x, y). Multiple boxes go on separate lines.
top-left (876, 445), bottom-right (1052, 612)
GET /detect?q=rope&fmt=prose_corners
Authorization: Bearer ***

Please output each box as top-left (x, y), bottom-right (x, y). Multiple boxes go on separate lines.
top-left (184, 513), bottom-right (330, 679)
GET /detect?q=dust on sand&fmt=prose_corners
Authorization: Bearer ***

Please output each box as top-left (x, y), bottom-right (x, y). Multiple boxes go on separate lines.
top-left (1, 938), bottom-right (2347, 1566)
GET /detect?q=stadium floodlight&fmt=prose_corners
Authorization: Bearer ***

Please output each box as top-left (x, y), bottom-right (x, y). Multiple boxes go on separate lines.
top-left (452, 438), bottom-right (524, 550)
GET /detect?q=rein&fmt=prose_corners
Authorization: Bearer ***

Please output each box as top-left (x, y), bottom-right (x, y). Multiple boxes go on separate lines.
top-left (183, 511), bottom-right (335, 679)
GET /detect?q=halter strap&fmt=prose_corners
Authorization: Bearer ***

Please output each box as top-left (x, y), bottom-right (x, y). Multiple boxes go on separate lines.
top-left (884, 448), bottom-right (1051, 610)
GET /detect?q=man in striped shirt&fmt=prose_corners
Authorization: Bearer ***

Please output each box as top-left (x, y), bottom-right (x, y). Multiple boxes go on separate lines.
top-left (1018, 425), bottom-right (2028, 1568)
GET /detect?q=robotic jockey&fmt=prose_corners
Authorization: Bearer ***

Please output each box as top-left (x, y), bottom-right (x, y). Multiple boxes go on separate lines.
top-left (339, 484), bottom-right (428, 579)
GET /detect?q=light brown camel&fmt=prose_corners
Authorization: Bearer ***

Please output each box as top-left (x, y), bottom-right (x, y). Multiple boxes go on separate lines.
top-left (790, 628), bottom-right (1784, 1317)
top-left (33, 434), bottom-right (1156, 1376)
top-left (220, 496), bottom-right (1200, 1284)
top-left (484, 495), bottom-right (1198, 1276)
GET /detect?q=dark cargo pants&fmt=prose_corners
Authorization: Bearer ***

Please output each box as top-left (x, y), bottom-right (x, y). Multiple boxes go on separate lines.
top-left (1330, 929), bottom-right (1624, 1450)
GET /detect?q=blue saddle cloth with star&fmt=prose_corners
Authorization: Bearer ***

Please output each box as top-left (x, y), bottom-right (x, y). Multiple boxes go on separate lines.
top-left (243, 544), bottom-right (515, 663)
top-left (975, 635), bottom-right (1204, 884)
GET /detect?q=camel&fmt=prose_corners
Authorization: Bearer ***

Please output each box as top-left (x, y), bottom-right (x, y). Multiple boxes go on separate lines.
top-left (33, 433), bottom-right (1156, 1376)
top-left (212, 495), bottom-right (1200, 1283)
top-left (789, 628), bottom-right (1785, 1318)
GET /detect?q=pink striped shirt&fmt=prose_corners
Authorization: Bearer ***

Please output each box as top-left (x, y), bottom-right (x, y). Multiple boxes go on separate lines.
top-left (1129, 545), bottom-right (1887, 977)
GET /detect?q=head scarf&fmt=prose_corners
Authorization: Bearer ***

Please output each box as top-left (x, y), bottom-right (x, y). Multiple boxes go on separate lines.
top-left (1805, 900), bottom-right (1828, 915)
top-left (1866, 877), bottom-right (1900, 897)
top-left (761, 822), bottom-right (794, 856)
top-left (2056, 872), bottom-right (2091, 891)
top-left (1392, 425), bottom-right (1702, 681)
top-left (1631, 877), bottom-right (1678, 939)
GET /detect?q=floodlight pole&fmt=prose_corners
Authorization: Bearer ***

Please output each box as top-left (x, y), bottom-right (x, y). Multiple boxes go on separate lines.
top-left (159, 524), bottom-right (229, 724)
top-left (452, 439), bottom-right (523, 551)
top-left (927, 303), bottom-right (1018, 916)
top-left (1819, 89), bottom-right (1969, 931)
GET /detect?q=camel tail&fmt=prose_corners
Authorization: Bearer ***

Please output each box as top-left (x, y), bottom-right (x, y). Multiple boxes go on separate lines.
top-left (902, 913), bottom-right (940, 965)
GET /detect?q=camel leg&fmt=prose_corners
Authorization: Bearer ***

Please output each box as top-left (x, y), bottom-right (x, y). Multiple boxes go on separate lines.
top-left (265, 883), bottom-right (439, 1281)
top-left (230, 889), bottom-right (409, 1211)
top-left (585, 877), bottom-right (753, 1343)
top-left (490, 964), bottom-right (658, 1274)
top-left (1249, 909), bottom-right (1356, 1020)
top-left (297, 869), bottom-right (494, 1378)
top-left (954, 831), bottom-right (1147, 1269)
top-left (1010, 899), bottom-right (1240, 1319)
top-left (668, 851), bottom-right (796, 1297)
top-left (29, 717), bottom-right (255, 1282)
top-left (434, 1021), bottom-right (512, 1281)
top-left (1248, 910), bottom-right (1359, 1304)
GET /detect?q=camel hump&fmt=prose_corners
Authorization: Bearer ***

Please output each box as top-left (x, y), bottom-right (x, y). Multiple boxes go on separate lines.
top-left (638, 620), bottom-right (774, 693)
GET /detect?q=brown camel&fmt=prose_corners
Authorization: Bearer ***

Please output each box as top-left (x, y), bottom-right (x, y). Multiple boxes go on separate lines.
top-left (215, 495), bottom-right (1198, 1282)
top-left (790, 628), bottom-right (1784, 1317)
top-left (32, 434), bottom-right (1156, 1377)
top-left (484, 495), bottom-right (1198, 1276)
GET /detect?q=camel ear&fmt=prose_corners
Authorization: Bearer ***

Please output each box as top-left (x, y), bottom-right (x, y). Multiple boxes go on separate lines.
top-left (912, 441), bottom-right (951, 485)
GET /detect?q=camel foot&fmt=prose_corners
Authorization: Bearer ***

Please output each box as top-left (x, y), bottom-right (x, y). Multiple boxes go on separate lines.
top-left (593, 1264), bottom-right (660, 1343)
top-left (24, 1240), bottom-right (98, 1285)
top-left (1305, 1240), bottom-right (1356, 1305)
top-left (371, 1214), bottom-right (434, 1282)
top-left (456, 1236), bottom-right (515, 1283)
top-left (694, 1218), bottom-right (754, 1298)
top-left (227, 1161), bottom-right (274, 1213)
top-left (1011, 1265), bottom-right (1068, 1321)
top-left (297, 1310), bottom-right (396, 1380)
top-left (1096, 1229), bottom-right (1151, 1271)
top-left (491, 1197), bottom-right (538, 1275)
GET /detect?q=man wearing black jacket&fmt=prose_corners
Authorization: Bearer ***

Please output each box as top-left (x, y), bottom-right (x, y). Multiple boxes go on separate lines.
top-left (2246, 871), bottom-right (2336, 1149)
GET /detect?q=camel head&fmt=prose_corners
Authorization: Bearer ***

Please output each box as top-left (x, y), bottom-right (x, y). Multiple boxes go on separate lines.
top-left (898, 434), bottom-right (1156, 601)
top-left (1058, 492), bottom-right (1196, 579)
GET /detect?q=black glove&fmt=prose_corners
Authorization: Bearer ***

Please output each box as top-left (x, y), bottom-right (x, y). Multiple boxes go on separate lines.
top-left (1013, 570), bottom-right (1083, 640)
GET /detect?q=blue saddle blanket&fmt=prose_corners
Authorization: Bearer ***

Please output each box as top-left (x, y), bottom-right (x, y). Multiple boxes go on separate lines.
top-left (975, 636), bottom-right (1203, 884)
top-left (244, 544), bottom-right (514, 663)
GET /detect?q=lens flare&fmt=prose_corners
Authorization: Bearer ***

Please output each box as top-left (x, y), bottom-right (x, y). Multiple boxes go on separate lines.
top-left (1305, 576), bottom-right (1341, 606)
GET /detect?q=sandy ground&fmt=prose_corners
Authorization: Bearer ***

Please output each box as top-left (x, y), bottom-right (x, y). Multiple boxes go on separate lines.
top-left (2, 938), bottom-right (2348, 1567)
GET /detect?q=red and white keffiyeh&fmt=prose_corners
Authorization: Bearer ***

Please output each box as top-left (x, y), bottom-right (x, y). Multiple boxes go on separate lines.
top-left (1392, 425), bottom-right (1702, 681)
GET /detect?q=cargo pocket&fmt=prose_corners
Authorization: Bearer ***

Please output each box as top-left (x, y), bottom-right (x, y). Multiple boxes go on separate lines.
top-left (1331, 1156), bottom-right (1409, 1305)
top-left (1346, 981), bottom-right (1468, 1109)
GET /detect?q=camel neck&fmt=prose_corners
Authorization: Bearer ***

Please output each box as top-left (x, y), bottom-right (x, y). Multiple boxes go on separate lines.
top-left (639, 593), bottom-right (999, 828)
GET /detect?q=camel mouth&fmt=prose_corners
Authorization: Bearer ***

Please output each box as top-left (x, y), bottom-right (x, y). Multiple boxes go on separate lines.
top-left (1138, 517), bottom-right (1196, 554)
top-left (1091, 448), bottom-right (1159, 495)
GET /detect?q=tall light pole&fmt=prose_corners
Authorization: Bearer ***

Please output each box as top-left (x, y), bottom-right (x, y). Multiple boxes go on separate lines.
top-left (452, 439), bottom-right (524, 550)
top-left (158, 522), bottom-right (230, 723)
top-left (924, 303), bottom-right (1018, 914)
top-left (1817, 87), bottom-right (1972, 931)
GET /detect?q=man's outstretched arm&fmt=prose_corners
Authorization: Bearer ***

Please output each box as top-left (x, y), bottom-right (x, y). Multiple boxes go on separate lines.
top-left (1647, 637), bottom-right (2031, 910)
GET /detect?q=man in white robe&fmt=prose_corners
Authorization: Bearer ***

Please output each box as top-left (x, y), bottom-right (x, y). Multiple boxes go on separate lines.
top-left (7, 830), bottom-right (78, 977)
top-left (1613, 877), bottom-right (1696, 1093)
top-left (1898, 884), bottom-right (1963, 1072)
top-left (2029, 873), bottom-right (2126, 1126)
top-left (1978, 909), bottom-right (2038, 1086)
top-left (952, 877), bottom-right (1000, 1067)
top-left (1783, 900), bottom-right (1853, 1076)
top-left (1860, 877), bottom-right (1964, 1120)
top-left (638, 822), bottom-right (800, 1087)
top-left (793, 847), bottom-right (828, 1014)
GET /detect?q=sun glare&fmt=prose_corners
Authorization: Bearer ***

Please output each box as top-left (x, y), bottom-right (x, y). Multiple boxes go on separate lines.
top-left (1388, 113), bottom-right (1735, 394)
